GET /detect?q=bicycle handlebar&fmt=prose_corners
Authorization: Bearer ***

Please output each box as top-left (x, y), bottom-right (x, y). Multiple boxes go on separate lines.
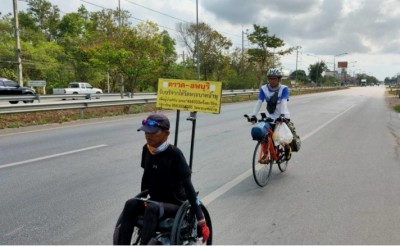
top-left (244, 113), bottom-right (287, 124)
top-left (243, 114), bottom-right (253, 122)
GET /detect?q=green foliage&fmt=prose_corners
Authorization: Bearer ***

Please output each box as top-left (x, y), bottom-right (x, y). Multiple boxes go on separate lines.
top-left (26, 0), bottom-right (61, 41)
top-left (394, 104), bottom-right (400, 113)
top-left (384, 75), bottom-right (398, 85)
top-left (321, 76), bottom-right (337, 86)
top-left (247, 24), bottom-right (294, 87)
top-left (289, 70), bottom-right (309, 83)
top-left (308, 61), bottom-right (327, 84)
top-left (356, 73), bottom-right (379, 85)
top-left (177, 22), bottom-right (232, 81)
top-left (0, 3), bottom-right (301, 92)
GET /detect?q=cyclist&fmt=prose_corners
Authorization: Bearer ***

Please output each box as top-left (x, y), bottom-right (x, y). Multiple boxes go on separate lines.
top-left (250, 68), bottom-right (292, 158)
top-left (114, 113), bottom-right (210, 245)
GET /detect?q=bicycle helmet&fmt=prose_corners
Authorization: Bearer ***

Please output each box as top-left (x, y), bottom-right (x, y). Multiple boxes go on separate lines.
top-left (267, 68), bottom-right (282, 78)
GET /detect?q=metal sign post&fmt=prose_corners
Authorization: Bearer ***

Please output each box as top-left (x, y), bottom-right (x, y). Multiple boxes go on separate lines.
top-left (186, 112), bottom-right (197, 169)
top-left (174, 110), bottom-right (180, 146)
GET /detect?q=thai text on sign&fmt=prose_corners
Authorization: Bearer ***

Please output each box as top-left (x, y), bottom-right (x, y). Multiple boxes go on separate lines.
top-left (156, 79), bottom-right (222, 114)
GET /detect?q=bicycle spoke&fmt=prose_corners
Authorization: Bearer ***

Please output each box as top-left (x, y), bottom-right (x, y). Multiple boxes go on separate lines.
top-left (277, 145), bottom-right (289, 172)
top-left (252, 141), bottom-right (273, 187)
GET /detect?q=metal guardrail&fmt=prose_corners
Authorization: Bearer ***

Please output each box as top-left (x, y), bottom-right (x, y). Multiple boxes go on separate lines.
top-left (0, 97), bottom-right (157, 114)
top-left (0, 88), bottom-right (339, 115)
top-left (0, 92), bottom-right (157, 103)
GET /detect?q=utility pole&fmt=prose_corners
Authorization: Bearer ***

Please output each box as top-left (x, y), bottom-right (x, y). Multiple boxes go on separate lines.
top-left (13, 0), bottom-right (23, 86)
top-left (118, 0), bottom-right (121, 27)
top-left (118, 0), bottom-right (124, 98)
top-left (241, 27), bottom-right (249, 59)
top-left (196, 0), bottom-right (200, 80)
top-left (242, 26), bottom-right (244, 58)
top-left (295, 47), bottom-right (299, 83)
top-left (295, 46), bottom-right (301, 83)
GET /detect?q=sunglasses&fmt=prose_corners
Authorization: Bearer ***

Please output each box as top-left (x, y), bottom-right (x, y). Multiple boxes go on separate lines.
top-left (142, 119), bottom-right (166, 129)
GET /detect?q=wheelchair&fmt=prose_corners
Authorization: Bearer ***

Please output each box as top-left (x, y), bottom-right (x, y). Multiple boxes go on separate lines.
top-left (113, 190), bottom-right (213, 245)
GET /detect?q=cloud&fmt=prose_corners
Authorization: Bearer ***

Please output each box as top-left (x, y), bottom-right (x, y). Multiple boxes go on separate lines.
top-left (2, 0), bottom-right (399, 79)
top-left (202, 0), bottom-right (400, 51)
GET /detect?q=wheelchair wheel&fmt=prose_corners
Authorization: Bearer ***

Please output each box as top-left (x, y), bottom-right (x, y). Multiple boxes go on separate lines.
top-left (113, 191), bottom-right (149, 245)
top-left (170, 201), bottom-right (212, 245)
top-left (113, 211), bottom-right (142, 245)
top-left (130, 226), bottom-right (141, 245)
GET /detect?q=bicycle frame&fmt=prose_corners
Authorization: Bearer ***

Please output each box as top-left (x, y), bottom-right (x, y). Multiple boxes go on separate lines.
top-left (246, 114), bottom-right (290, 187)
top-left (259, 128), bottom-right (279, 163)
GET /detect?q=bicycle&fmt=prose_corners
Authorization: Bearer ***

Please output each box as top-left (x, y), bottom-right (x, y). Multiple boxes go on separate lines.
top-left (244, 113), bottom-right (291, 187)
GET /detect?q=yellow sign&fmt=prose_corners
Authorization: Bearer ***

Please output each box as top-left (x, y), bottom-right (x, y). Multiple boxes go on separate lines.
top-left (157, 79), bottom-right (222, 114)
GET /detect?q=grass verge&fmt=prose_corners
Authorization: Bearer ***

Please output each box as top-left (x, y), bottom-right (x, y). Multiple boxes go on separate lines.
top-left (386, 89), bottom-right (400, 113)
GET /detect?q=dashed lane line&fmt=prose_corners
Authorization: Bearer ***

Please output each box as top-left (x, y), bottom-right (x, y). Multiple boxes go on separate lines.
top-left (0, 144), bottom-right (108, 170)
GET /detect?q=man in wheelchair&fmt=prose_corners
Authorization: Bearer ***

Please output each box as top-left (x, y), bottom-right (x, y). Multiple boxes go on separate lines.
top-left (114, 113), bottom-right (210, 245)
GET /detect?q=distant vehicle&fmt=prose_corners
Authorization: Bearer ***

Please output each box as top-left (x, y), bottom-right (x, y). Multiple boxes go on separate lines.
top-left (53, 82), bottom-right (102, 98)
top-left (0, 77), bottom-right (36, 104)
top-left (360, 79), bottom-right (367, 87)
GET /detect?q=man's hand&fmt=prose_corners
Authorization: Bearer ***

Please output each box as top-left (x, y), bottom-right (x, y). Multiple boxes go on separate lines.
top-left (198, 219), bottom-right (210, 243)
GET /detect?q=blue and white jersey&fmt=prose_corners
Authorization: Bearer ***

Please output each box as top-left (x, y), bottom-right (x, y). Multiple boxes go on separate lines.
top-left (258, 84), bottom-right (290, 119)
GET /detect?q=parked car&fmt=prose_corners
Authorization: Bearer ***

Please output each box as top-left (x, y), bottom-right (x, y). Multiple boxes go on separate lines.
top-left (0, 77), bottom-right (36, 104)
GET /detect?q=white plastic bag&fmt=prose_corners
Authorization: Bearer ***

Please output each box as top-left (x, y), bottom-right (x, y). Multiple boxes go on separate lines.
top-left (275, 122), bottom-right (293, 145)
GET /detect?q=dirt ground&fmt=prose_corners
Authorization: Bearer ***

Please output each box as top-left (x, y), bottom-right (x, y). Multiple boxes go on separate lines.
top-left (385, 89), bottom-right (400, 111)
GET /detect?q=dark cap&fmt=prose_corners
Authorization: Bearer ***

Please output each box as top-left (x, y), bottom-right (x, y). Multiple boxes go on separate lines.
top-left (137, 113), bottom-right (170, 133)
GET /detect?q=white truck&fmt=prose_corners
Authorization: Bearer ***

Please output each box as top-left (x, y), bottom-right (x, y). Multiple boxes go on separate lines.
top-left (360, 79), bottom-right (367, 87)
top-left (53, 82), bottom-right (103, 95)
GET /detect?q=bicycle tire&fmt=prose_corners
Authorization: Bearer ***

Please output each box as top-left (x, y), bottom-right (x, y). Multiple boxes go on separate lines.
top-left (277, 145), bottom-right (288, 172)
top-left (252, 141), bottom-right (273, 187)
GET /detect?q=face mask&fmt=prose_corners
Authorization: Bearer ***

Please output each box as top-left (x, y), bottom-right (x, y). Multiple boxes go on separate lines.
top-left (147, 141), bottom-right (169, 155)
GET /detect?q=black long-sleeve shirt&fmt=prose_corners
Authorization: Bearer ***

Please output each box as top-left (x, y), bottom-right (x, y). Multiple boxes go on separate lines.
top-left (140, 144), bottom-right (204, 220)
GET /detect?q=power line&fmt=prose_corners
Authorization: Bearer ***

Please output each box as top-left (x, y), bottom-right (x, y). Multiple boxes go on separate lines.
top-left (80, 0), bottom-right (179, 33)
top-left (85, 0), bottom-right (242, 42)
top-left (123, 0), bottom-right (188, 23)
top-left (80, 0), bottom-right (109, 11)
top-left (122, 0), bottom-right (242, 39)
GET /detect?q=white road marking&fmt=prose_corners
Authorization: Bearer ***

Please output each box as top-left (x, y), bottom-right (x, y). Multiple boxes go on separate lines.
top-left (301, 105), bottom-right (355, 140)
top-left (201, 105), bottom-right (355, 206)
top-left (0, 144), bottom-right (108, 170)
top-left (4, 225), bottom-right (24, 237)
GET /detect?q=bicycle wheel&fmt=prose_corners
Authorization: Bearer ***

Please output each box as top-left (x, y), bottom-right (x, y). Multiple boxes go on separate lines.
top-left (252, 141), bottom-right (273, 187)
top-left (277, 145), bottom-right (288, 172)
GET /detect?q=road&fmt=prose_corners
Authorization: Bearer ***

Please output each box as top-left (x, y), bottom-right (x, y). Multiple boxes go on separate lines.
top-left (1, 86), bottom-right (400, 244)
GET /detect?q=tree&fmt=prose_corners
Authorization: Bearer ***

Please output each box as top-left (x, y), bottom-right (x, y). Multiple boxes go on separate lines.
top-left (0, 13), bottom-right (17, 79)
top-left (288, 70), bottom-right (308, 84)
top-left (121, 21), bottom-right (174, 92)
top-left (26, 0), bottom-right (61, 41)
top-left (62, 7), bottom-right (132, 90)
top-left (356, 73), bottom-right (379, 86)
top-left (308, 61), bottom-right (327, 85)
top-left (247, 24), bottom-right (294, 87)
top-left (177, 22), bottom-right (232, 80)
top-left (158, 30), bottom-right (177, 78)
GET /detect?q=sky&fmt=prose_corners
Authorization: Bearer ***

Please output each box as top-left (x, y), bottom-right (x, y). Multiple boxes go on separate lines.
top-left (2, 0), bottom-right (400, 81)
